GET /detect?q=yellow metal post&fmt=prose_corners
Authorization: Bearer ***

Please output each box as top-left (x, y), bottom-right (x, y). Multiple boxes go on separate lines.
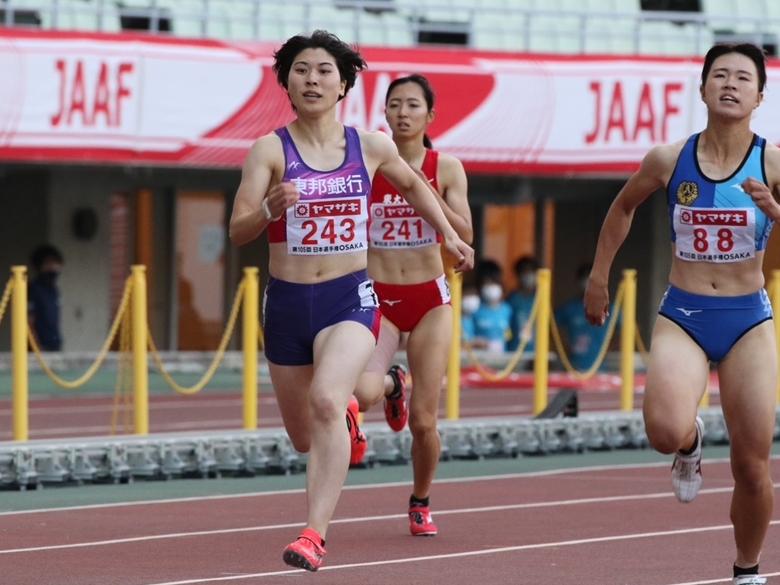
top-left (620, 269), bottom-right (637, 411)
top-left (445, 268), bottom-right (462, 420)
top-left (131, 265), bottom-right (149, 435)
top-left (699, 375), bottom-right (710, 407)
top-left (242, 267), bottom-right (259, 429)
top-left (771, 269), bottom-right (780, 403)
top-left (11, 266), bottom-right (28, 441)
top-left (533, 268), bottom-right (551, 415)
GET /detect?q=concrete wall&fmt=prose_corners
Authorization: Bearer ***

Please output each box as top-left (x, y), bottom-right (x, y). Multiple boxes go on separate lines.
top-left (0, 164), bottom-right (244, 352)
top-left (48, 168), bottom-right (115, 352)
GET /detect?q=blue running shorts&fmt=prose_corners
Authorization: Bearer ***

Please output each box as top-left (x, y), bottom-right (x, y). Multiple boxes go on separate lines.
top-left (658, 284), bottom-right (772, 362)
top-left (263, 269), bottom-right (381, 366)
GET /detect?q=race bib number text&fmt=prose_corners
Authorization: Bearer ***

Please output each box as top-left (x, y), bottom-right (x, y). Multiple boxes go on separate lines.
top-left (673, 205), bottom-right (755, 263)
top-left (369, 203), bottom-right (437, 249)
top-left (287, 197), bottom-right (368, 255)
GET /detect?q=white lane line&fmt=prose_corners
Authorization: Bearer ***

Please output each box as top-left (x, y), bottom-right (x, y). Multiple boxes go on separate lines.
top-left (0, 487), bottom-right (737, 554)
top-left (666, 573), bottom-right (780, 585)
top-left (139, 522), bottom-right (780, 585)
top-left (0, 458), bottom-right (704, 516)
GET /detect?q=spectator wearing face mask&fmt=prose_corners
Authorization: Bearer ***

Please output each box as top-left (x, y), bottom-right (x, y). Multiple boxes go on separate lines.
top-left (554, 262), bottom-right (617, 371)
top-left (506, 255), bottom-right (539, 353)
top-left (472, 260), bottom-right (512, 353)
top-left (28, 244), bottom-right (64, 352)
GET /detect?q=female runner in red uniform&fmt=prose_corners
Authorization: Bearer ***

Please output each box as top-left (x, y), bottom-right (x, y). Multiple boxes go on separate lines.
top-left (353, 74), bottom-right (473, 536)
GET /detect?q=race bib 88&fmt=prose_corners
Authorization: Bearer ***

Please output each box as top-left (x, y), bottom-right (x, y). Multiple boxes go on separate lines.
top-left (673, 205), bottom-right (756, 263)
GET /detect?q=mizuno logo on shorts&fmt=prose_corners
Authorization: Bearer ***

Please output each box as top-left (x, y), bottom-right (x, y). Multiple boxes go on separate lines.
top-left (676, 307), bottom-right (702, 316)
top-left (383, 299), bottom-right (402, 306)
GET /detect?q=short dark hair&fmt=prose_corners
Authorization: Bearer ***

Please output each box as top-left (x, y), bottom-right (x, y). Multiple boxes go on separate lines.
top-left (514, 255), bottom-right (539, 275)
top-left (30, 244), bottom-right (63, 271)
top-left (701, 42), bottom-right (767, 92)
top-left (273, 29), bottom-right (367, 104)
top-left (476, 259), bottom-right (503, 287)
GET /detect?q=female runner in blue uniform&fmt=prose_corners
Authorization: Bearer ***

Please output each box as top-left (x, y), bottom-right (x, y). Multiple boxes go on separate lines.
top-left (229, 31), bottom-right (473, 572)
top-left (585, 43), bottom-right (779, 585)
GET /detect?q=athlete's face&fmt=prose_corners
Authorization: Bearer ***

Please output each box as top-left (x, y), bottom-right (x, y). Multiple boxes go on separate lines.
top-left (384, 82), bottom-right (434, 141)
top-left (286, 48), bottom-right (346, 112)
top-left (700, 52), bottom-right (763, 119)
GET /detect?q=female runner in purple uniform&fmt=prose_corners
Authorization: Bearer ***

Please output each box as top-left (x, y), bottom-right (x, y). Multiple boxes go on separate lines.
top-left (229, 30), bottom-right (473, 572)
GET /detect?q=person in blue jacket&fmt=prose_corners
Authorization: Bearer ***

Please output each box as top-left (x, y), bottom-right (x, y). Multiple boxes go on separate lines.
top-left (555, 262), bottom-right (617, 371)
top-left (28, 244), bottom-right (64, 352)
top-left (472, 260), bottom-right (512, 353)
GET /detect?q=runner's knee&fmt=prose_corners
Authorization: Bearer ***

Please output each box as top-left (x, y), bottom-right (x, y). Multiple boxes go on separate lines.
top-left (731, 454), bottom-right (771, 493)
top-left (308, 392), bottom-right (344, 425)
top-left (288, 433), bottom-right (312, 454)
top-left (644, 417), bottom-right (692, 454)
top-left (408, 408), bottom-right (437, 438)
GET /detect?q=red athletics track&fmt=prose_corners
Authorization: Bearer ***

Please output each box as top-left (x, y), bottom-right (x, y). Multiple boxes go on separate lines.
top-left (1, 456), bottom-right (778, 585)
top-left (0, 372), bottom-right (723, 440)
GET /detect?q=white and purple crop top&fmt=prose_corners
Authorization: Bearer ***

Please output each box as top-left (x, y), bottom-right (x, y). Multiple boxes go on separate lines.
top-left (267, 125), bottom-right (371, 255)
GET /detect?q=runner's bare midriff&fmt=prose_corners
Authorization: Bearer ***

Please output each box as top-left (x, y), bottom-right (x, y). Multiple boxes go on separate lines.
top-left (668, 245), bottom-right (765, 295)
top-left (268, 243), bottom-right (367, 283)
top-left (368, 245), bottom-right (444, 285)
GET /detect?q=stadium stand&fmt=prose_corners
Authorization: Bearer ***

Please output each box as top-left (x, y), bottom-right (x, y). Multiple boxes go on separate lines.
top-left (0, 0), bottom-right (778, 56)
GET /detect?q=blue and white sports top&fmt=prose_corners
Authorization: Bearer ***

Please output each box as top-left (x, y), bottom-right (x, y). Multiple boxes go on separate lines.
top-left (666, 133), bottom-right (772, 263)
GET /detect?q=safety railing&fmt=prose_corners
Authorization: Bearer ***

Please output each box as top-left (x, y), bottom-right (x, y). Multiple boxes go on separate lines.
top-left (463, 267), bottom-right (637, 414)
top-left (5, 265), bottom-right (262, 441)
top-left (7, 266), bottom-right (780, 440)
top-left (463, 268), bottom-right (780, 415)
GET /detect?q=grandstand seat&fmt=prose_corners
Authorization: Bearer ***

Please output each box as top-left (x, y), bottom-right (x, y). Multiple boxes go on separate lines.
top-left (344, 9), bottom-right (388, 45)
top-left (529, 14), bottom-right (582, 54)
top-left (378, 10), bottom-right (414, 46)
top-left (471, 11), bottom-right (529, 52)
top-left (723, 0), bottom-right (771, 33)
top-left (252, 1), bottom-right (303, 42)
top-left (701, 0), bottom-right (777, 53)
top-left (0, 0), bottom-right (41, 28)
top-left (206, 0), bottom-right (258, 40)
top-left (111, 0), bottom-right (175, 34)
top-left (701, 0), bottom-right (740, 32)
top-left (472, 0), bottom-right (532, 9)
top-left (731, 0), bottom-right (769, 18)
top-left (584, 15), bottom-right (637, 55)
top-left (701, 0), bottom-right (737, 15)
top-left (49, 0), bottom-right (121, 32)
top-left (295, 4), bottom-right (345, 40)
top-left (767, 0), bottom-right (780, 18)
top-left (638, 20), bottom-right (713, 56)
top-left (3, 0), bottom-right (769, 56)
top-left (582, 0), bottom-right (622, 15)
